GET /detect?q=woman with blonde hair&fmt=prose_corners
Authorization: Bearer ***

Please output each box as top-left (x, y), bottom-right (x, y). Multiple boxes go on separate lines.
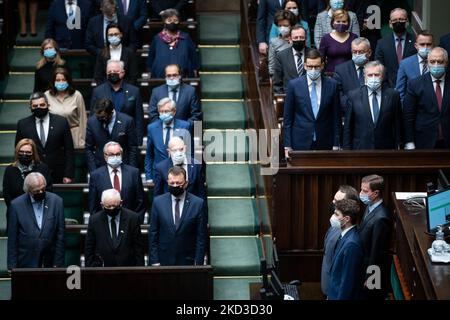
top-left (34, 38), bottom-right (65, 92)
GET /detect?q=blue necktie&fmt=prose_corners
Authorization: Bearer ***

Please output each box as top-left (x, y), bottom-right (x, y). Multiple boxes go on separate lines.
top-left (311, 81), bottom-right (319, 118)
top-left (372, 91), bottom-right (380, 123)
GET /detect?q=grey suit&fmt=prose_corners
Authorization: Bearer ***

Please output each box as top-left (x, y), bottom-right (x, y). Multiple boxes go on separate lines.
top-left (321, 226), bottom-right (341, 295)
top-left (273, 47), bottom-right (308, 94)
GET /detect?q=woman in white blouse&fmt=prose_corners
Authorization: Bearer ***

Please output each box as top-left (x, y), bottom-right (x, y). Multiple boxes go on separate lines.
top-left (45, 67), bottom-right (87, 149)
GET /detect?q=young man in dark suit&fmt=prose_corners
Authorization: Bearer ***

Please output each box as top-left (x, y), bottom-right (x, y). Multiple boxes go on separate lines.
top-left (85, 188), bottom-right (144, 267)
top-left (256, 0), bottom-right (283, 55)
top-left (149, 166), bottom-right (206, 266)
top-left (15, 92), bottom-right (74, 184)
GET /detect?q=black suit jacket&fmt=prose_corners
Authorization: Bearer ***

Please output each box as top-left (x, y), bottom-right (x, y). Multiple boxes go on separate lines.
top-left (344, 86), bottom-right (402, 150)
top-left (375, 32), bottom-right (416, 87)
top-left (334, 60), bottom-right (364, 113)
top-left (94, 47), bottom-right (139, 85)
top-left (439, 33), bottom-right (450, 56)
top-left (150, 0), bottom-right (188, 20)
top-left (85, 207), bottom-right (144, 267)
top-left (15, 114), bottom-right (75, 183)
top-left (273, 47), bottom-right (309, 94)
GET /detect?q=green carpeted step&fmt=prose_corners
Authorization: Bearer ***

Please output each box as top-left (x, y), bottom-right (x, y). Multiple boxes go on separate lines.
top-left (2, 74), bottom-right (34, 100)
top-left (208, 198), bottom-right (258, 236)
top-left (0, 133), bottom-right (16, 163)
top-left (198, 14), bottom-right (240, 45)
top-left (0, 278), bottom-right (11, 300)
top-left (54, 189), bottom-right (85, 223)
top-left (0, 237), bottom-right (7, 277)
top-left (203, 101), bottom-right (247, 129)
top-left (201, 74), bottom-right (243, 99)
top-left (200, 47), bottom-right (241, 71)
top-left (204, 129), bottom-right (250, 162)
top-left (206, 164), bottom-right (255, 196)
top-left (214, 277), bottom-right (262, 300)
top-left (9, 48), bottom-right (41, 72)
top-left (0, 102), bottom-right (30, 130)
top-left (210, 237), bottom-right (261, 276)
top-left (0, 201), bottom-right (6, 237)
top-left (14, 11), bottom-right (48, 46)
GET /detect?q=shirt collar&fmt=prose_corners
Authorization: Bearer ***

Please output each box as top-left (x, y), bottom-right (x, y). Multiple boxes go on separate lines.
top-left (341, 225), bottom-right (356, 238)
top-left (35, 113), bottom-right (50, 123)
top-left (367, 86), bottom-right (382, 96)
top-left (431, 74), bottom-right (446, 82)
top-left (307, 76), bottom-right (321, 87)
top-left (171, 191), bottom-right (186, 203)
top-left (29, 194), bottom-right (44, 205)
top-left (107, 211), bottom-right (121, 222)
top-left (368, 199), bottom-right (383, 213)
top-left (108, 165), bottom-right (121, 174)
top-left (394, 33), bottom-right (405, 41)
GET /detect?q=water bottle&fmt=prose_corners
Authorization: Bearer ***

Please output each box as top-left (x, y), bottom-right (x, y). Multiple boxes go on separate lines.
top-left (432, 226), bottom-right (447, 255)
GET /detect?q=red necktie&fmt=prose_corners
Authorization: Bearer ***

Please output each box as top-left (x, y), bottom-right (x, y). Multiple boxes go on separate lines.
top-left (396, 38), bottom-right (403, 64)
top-left (113, 169), bottom-right (121, 193)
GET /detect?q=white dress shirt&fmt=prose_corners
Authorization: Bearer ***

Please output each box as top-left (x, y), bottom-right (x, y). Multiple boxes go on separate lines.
top-left (417, 55), bottom-right (428, 75)
top-left (307, 76), bottom-right (322, 109)
top-left (35, 113), bottom-right (50, 143)
top-left (292, 48), bottom-right (305, 69)
top-left (341, 224), bottom-right (356, 238)
top-left (108, 165), bottom-right (122, 190)
top-left (65, 0), bottom-right (77, 18)
top-left (110, 44), bottom-right (122, 61)
top-left (367, 87), bottom-right (382, 123)
top-left (171, 191), bottom-right (186, 225)
top-left (107, 212), bottom-right (121, 237)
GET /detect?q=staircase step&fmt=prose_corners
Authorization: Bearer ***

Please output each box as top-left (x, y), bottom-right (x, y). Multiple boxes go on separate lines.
top-left (200, 47), bottom-right (241, 71)
top-left (210, 237), bottom-right (261, 276)
top-left (0, 133), bottom-right (16, 163)
top-left (206, 164), bottom-right (255, 196)
top-left (2, 75), bottom-right (34, 100)
top-left (201, 74), bottom-right (243, 99)
top-left (0, 278), bottom-right (11, 300)
top-left (0, 237), bottom-right (8, 277)
top-left (203, 101), bottom-right (247, 129)
top-left (204, 129), bottom-right (250, 162)
top-left (9, 48), bottom-right (41, 72)
top-left (15, 11), bottom-right (48, 46)
top-left (0, 102), bottom-right (31, 130)
top-left (198, 14), bottom-right (240, 45)
top-left (214, 277), bottom-right (262, 300)
top-left (0, 201), bottom-right (6, 237)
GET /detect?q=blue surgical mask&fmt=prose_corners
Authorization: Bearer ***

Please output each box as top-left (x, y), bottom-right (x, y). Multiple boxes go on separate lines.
top-left (108, 36), bottom-right (121, 46)
top-left (107, 155), bottom-right (122, 169)
top-left (278, 26), bottom-right (290, 37)
top-left (429, 65), bottom-right (446, 79)
top-left (307, 69), bottom-right (321, 81)
top-left (359, 193), bottom-right (370, 205)
top-left (352, 53), bottom-right (368, 66)
top-left (366, 77), bottom-right (382, 91)
top-left (55, 81), bottom-right (69, 91)
top-left (166, 78), bottom-right (180, 89)
top-left (418, 47), bottom-right (431, 59)
top-left (159, 113), bottom-right (174, 124)
top-left (43, 48), bottom-right (57, 59)
top-left (330, 0), bottom-right (344, 11)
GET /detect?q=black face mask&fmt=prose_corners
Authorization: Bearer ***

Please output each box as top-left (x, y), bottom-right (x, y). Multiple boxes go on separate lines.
top-left (104, 207), bottom-right (121, 217)
top-left (168, 185), bottom-right (185, 197)
top-left (392, 21), bottom-right (406, 34)
top-left (165, 23), bottom-right (179, 32)
top-left (18, 154), bottom-right (33, 166)
top-left (32, 108), bottom-right (49, 119)
top-left (32, 191), bottom-right (46, 202)
top-left (97, 114), bottom-right (112, 125)
top-left (292, 40), bottom-right (305, 52)
top-left (107, 73), bottom-right (121, 84)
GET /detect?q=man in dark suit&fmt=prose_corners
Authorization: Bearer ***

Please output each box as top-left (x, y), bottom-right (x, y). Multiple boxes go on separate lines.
top-left (404, 47), bottom-right (450, 150)
top-left (88, 141), bottom-right (145, 222)
top-left (343, 61), bottom-right (402, 150)
top-left (374, 8), bottom-right (416, 87)
top-left (86, 98), bottom-right (138, 172)
top-left (439, 33), bottom-right (450, 56)
top-left (144, 98), bottom-right (191, 181)
top-left (91, 60), bottom-right (144, 144)
top-left (45, 0), bottom-right (92, 49)
top-left (149, 0), bottom-right (188, 20)
top-left (256, 0), bottom-right (283, 55)
top-left (149, 166), bottom-right (206, 266)
top-left (283, 49), bottom-right (340, 157)
top-left (116, 0), bottom-right (147, 32)
top-left (149, 64), bottom-right (202, 126)
top-left (327, 198), bottom-right (364, 300)
top-left (321, 185), bottom-right (359, 297)
top-left (85, 0), bottom-right (138, 56)
top-left (7, 173), bottom-right (65, 269)
top-left (85, 188), bottom-right (144, 267)
top-left (15, 92), bottom-right (74, 184)
top-left (273, 26), bottom-right (309, 94)
top-left (358, 174), bottom-right (392, 300)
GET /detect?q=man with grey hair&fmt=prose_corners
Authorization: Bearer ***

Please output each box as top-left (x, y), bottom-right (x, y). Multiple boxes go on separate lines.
top-left (90, 59), bottom-right (144, 144)
top-left (7, 172), bottom-right (65, 269)
top-left (85, 188), bottom-right (144, 267)
top-left (144, 97), bottom-right (190, 181)
top-left (343, 60), bottom-right (402, 150)
top-left (404, 47), bottom-right (450, 149)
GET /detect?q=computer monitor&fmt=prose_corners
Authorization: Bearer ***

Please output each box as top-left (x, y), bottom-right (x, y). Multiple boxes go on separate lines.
top-left (426, 188), bottom-right (450, 234)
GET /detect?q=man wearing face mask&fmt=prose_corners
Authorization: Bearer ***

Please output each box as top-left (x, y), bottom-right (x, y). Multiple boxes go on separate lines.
top-left (85, 188), bottom-right (144, 267)
top-left (88, 141), bottom-right (145, 223)
top-left (404, 47), bottom-right (450, 150)
top-left (149, 166), bottom-right (206, 266)
top-left (91, 60), bottom-right (143, 144)
top-left (321, 185), bottom-right (359, 297)
top-left (375, 8), bottom-right (416, 87)
top-left (86, 98), bottom-right (138, 172)
top-left (358, 174), bottom-right (392, 300)
top-left (396, 31), bottom-right (434, 104)
top-left (144, 98), bottom-right (190, 182)
top-left (273, 26), bottom-right (310, 94)
top-left (7, 173), bottom-right (65, 269)
top-left (15, 92), bottom-right (74, 184)
top-left (343, 61), bottom-right (402, 150)
top-left (268, 10), bottom-right (296, 76)
top-left (283, 49), bottom-right (340, 157)
top-left (149, 64), bottom-right (202, 126)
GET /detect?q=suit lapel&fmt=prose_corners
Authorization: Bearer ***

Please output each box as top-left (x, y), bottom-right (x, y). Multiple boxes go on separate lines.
top-left (29, 116), bottom-right (44, 149)
top-left (114, 212), bottom-right (127, 250)
top-left (25, 196), bottom-right (41, 231)
top-left (111, 114), bottom-right (122, 137)
top-left (176, 194), bottom-right (191, 232)
top-left (302, 77), bottom-right (315, 119)
top-left (424, 73), bottom-right (439, 112)
top-left (39, 199), bottom-right (51, 236)
top-left (316, 77), bottom-right (327, 119)
top-left (102, 213), bottom-right (115, 250)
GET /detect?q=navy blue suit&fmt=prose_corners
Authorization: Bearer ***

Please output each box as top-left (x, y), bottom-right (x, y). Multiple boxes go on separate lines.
top-left (256, 0), bottom-right (283, 44)
top-left (283, 75), bottom-right (340, 150)
top-left (88, 164), bottom-right (146, 221)
top-left (404, 73), bottom-right (450, 149)
top-left (149, 192), bottom-right (206, 266)
top-left (144, 119), bottom-right (191, 180)
top-left (327, 227), bottom-right (364, 300)
top-left (396, 54), bottom-right (423, 104)
top-left (7, 192), bottom-right (65, 269)
top-left (321, 226), bottom-right (341, 296)
top-left (439, 33), bottom-right (450, 56)
top-left (85, 112), bottom-right (139, 172)
top-left (90, 82), bottom-right (144, 144)
top-left (117, 0), bottom-right (148, 31)
top-left (333, 60), bottom-right (364, 113)
top-left (45, 0), bottom-right (92, 49)
top-left (149, 83), bottom-right (202, 125)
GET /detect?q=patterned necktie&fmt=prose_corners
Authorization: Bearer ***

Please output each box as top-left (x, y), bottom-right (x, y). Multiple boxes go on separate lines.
top-left (396, 38), bottom-right (403, 64)
top-left (372, 91), bottom-right (380, 123)
top-left (68, 0), bottom-right (75, 23)
top-left (296, 52), bottom-right (304, 76)
top-left (422, 60), bottom-right (428, 75)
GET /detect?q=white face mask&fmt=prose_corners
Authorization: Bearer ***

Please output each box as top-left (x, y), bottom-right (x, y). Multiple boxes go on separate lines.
top-left (278, 26), bottom-right (291, 37)
top-left (329, 215), bottom-right (343, 229)
top-left (107, 155), bottom-right (122, 168)
top-left (289, 8), bottom-right (299, 16)
top-left (171, 150), bottom-right (186, 165)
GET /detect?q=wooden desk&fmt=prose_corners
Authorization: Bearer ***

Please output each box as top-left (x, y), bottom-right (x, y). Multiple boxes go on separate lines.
top-left (392, 193), bottom-right (450, 300)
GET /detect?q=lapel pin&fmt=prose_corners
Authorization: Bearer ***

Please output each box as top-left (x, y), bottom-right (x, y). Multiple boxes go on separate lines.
top-left (120, 230), bottom-right (124, 234)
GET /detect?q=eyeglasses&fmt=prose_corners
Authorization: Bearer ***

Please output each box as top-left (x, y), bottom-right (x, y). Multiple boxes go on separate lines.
top-left (108, 33), bottom-right (121, 37)
top-left (18, 151), bottom-right (33, 155)
top-left (31, 103), bottom-right (47, 108)
top-left (391, 18), bottom-right (408, 23)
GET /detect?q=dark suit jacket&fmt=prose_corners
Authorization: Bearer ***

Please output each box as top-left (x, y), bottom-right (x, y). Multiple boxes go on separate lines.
top-left (150, 0), bottom-right (188, 20)
top-left (439, 33), bottom-right (450, 56)
top-left (327, 227), bottom-right (364, 300)
top-left (45, 0), bottom-right (92, 49)
top-left (90, 82), bottom-right (144, 144)
top-left (256, 0), bottom-right (283, 44)
top-left (15, 114), bottom-right (75, 183)
top-left (283, 75), bottom-right (340, 150)
top-left (403, 73), bottom-right (450, 149)
top-left (375, 32), bottom-right (416, 87)
top-left (7, 192), bottom-right (65, 269)
top-left (273, 47), bottom-right (309, 94)
top-left (85, 207), bottom-right (144, 267)
top-left (333, 60), bottom-right (364, 112)
top-left (149, 192), bottom-right (206, 266)
top-left (149, 83), bottom-right (202, 125)
top-left (321, 226), bottom-right (341, 296)
top-left (395, 54), bottom-right (422, 104)
top-left (94, 47), bottom-right (139, 85)
top-left (85, 13), bottom-right (138, 56)
top-left (117, 0), bottom-right (148, 31)
top-left (344, 86), bottom-right (402, 150)
top-left (88, 164), bottom-right (145, 221)
top-left (85, 112), bottom-right (139, 172)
